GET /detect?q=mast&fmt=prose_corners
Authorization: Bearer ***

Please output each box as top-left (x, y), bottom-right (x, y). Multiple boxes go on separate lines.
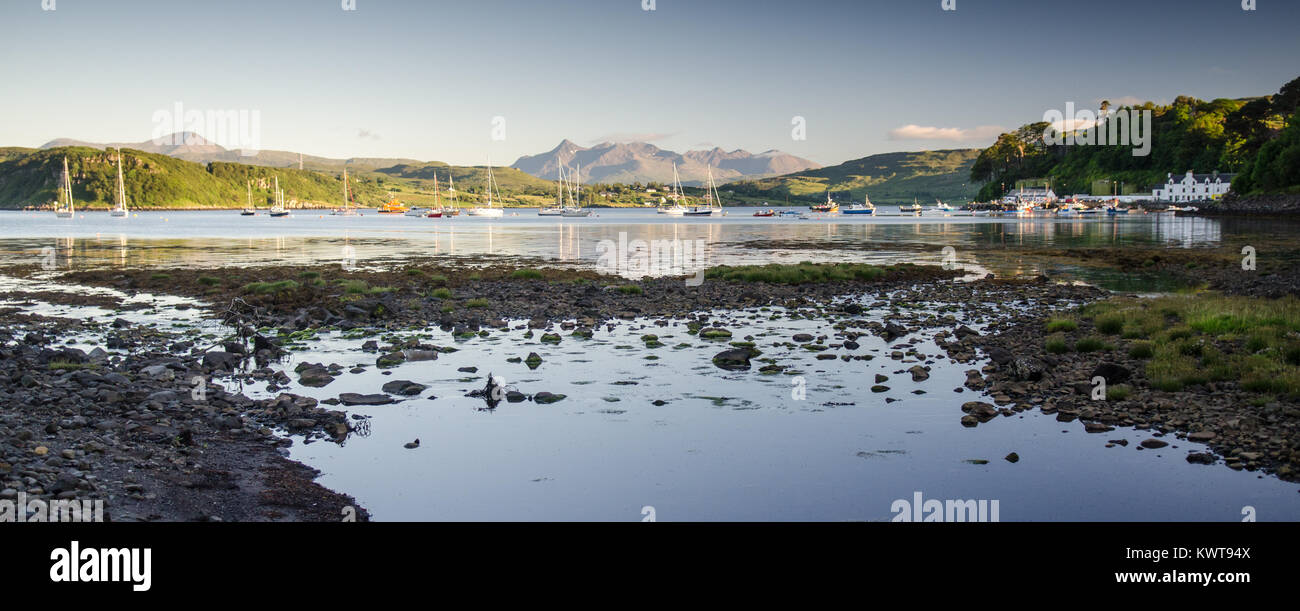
top-left (247, 179), bottom-right (252, 209)
top-left (61, 157), bottom-right (74, 213)
top-left (449, 173), bottom-right (457, 209)
top-left (433, 171), bottom-right (440, 209)
top-left (115, 149), bottom-right (127, 212)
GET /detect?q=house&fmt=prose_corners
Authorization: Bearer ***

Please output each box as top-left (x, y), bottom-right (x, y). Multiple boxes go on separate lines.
top-left (1153, 171), bottom-right (1234, 202)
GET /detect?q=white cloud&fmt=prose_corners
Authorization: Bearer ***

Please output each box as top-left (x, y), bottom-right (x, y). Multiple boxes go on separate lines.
top-left (887, 124), bottom-right (1005, 142)
top-left (357, 129), bottom-right (381, 141)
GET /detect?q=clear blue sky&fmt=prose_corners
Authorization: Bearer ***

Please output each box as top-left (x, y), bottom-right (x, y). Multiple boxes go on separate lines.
top-left (1, 0), bottom-right (1296, 166)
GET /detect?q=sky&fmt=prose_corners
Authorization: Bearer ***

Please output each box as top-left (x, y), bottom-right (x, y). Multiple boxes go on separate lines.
top-left (1, 0), bottom-right (1297, 167)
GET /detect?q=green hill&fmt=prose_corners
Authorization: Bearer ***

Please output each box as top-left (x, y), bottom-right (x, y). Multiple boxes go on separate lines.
top-left (0, 147), bottom-right (390, 210)
top-left (970, 75), bottom-right (1300, 200)
top-left (375, 163), bottom-right (557, 195)
top-left (724, 149), bottom-right (981, 205)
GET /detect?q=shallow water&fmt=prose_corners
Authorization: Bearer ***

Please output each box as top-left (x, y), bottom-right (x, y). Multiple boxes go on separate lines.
top-left (197, 297), bottom-right (1300, 522)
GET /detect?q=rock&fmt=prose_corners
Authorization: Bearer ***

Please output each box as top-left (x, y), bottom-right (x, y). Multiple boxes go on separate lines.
top-left (712, 348), bottom-right (755, 371)
top-left (1186, 452), bottom-right (1215, 465)
top-left (1004, 452), bottom-right (1020, 463)
top-left (793, 333), bottom-right (814, 343)
top-left (1187, 431), bottom-right (1217, 442)
top-left (908, 365), bottom-right (930, 382)
top-left (525, 353), bottom-right (543, 369)
top-left (1091, 362), bottom-right (1132, 385)
top-left (381, 380), bottom-right (427, 396)
top-left (404, 349), bottom-right (438, 362)
top-left (960, 415), bottom-right (980, 427)
top-left (1010, 357), bottom-right (1046, 382)
top-left (985, 346), bottom-right (1013, 365)
top-left (338, 393), bottom-right (396, 406)
top-left (875, 374), bottom-right (889, 383)
top-left (34, 446), bottom-right (49, 456)
top-left (457, 366), bottom-right (478, 373)
top-left (540, 333), bottom-right (562, 343)
top-left (298, 368), bottom-right (335, 387)
top-left (140, 364), bottom-right (174, 381)
top-left (883, 323), bottom-right (908, 340)
top-left (700, 328), bottom-right (733, 339)
top-left (202, 351), bottom-right (242, 371)
top-left (361, 340), bottom-right (379, 352)
top-left (1084, 422), bottom-right (1114, 433)
top-left (843, 340), bottom-right (860, 350)
top-left (871, 385), bottom-right (889, 393)
top-left (1139, 438), bottom-right (1168, 449)
top-left (955, 325), bottom-right (980, 340)
top-left (533, 392), bottom-right (566, 404)
top-left (505, 391), bottom-right (527, 403)
top-left (961, 401), bottom-right (997, 418)
top-left (377, 352), bottom-right (406, 368)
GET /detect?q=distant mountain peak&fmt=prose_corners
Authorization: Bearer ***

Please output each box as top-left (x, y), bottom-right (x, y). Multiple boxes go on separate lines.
top-left (512, 139), bottom-right (820, 184)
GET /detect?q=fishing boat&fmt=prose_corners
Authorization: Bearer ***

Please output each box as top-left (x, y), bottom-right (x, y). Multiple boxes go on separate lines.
top-left (377, 196), bottom-right (408, 214)
top-left (778, 210), bottom-right (801, 217)
top-left (810, 191), bottom-right (839, 213)
top-left (53, 157), bottom-right (75, 218)
top-left (753, 209), bottom-right (775, 217)
top-left (331, 168), bottom-right (360, 216)
top-left (933, 199), bottom-right (955, 212)
top-left (899, 199), bottom-right (922, 214)
top-left (268, 176), bottom-right (290, 217)
top-left (842, 194), bottom-right (876, 215)
top-left (404, 207), bottom-right (430, 217)
top-left (466, 163), bottom-right (505, 217)
top-left (110, 149), bottom-right (129, 217)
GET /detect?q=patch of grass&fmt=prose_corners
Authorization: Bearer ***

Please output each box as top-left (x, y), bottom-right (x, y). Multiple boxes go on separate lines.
top-left (1045, 334), bottom-right (1070, 354)
top-left (703, 262), bottom-right (888, 285)
top-left (405, 269), bottom-right (426, 277)
top-left (1105, 385), bottom-right (1132, 401)
top-left (299, 271), bottom-right (321, 281)
top-left (510, 269), bottom-right (544, 280)
top-left (243, 280), bottom-right (299, 295)
top-left (1128, 341), bottom-right (1154, 359)
top-left (441, 304), bottom-right (454, 313)
top-left (1045, 318), bottom-right (1078, 333)
top-left (1095, 314), bottom-right (1125, 335)
top-left (198, 276), bottom-right (221, 286)
top-left (430, 287), bottom-right (453, 299)
top-left (1074, 336), bottom-right (1112, 352)
top-left (338, 279), bottom-right (394, 295)
top-left (465, 298), bottom-right (489, 308)
top-left (616, 285), bottom-right (643, 295)
top-left (150, 273), bottom-right (170, 281)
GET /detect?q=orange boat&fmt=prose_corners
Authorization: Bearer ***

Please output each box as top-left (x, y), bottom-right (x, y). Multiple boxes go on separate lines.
top-left (377, 199), bottom-right (408, 214)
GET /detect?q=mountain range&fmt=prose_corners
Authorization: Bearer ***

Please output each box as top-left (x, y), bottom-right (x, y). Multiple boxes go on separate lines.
top-left (510, 140), bottom-right (820, 185)
top-left (39, 133), bottom-right (422, 173)
top-left (725, 149), bottom-right (982, 205)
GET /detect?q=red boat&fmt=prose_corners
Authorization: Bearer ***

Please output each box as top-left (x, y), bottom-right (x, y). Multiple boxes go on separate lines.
top-left (425, 210), bottom-right (443, 218)
top-left (753, 209), bottom-right (775, 217)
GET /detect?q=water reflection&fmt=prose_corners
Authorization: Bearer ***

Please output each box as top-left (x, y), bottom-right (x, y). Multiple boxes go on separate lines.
top-left (0, 210), bottom-right (1282, 284)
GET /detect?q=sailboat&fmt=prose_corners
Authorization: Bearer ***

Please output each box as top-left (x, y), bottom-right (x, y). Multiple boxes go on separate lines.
top-left (331, 168), bottom-right (360, 216)
top-left (110, 149), bottom-right (129, 217)
top-left (539, 166), bottom-right (566, 216)
top-left (54, 157), bottom-right (75, 218)
top-left (425, 172), bottom-right (444, 217)
top-left (842, 193), bottom-right (876, 215)
top-left (684, 167), bottom-right (723, 217)
top-left (466, 163), bottom-right (505, 217)
top-left (268, 176), bottom-right (289, 217)
top-left (442, 173), bottom-right (460, 216)
top-left (241, 180), bottom-right (256, 215)
top-left (561, 163), bottom-right (592, 217)
top-left (658, 164), bottom-right (689, 216)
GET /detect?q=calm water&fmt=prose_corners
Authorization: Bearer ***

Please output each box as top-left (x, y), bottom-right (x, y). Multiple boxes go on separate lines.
top-left (0, 209), bottom-right (1273, 286)
top-left (5, 210), bottom-right (1300, 521)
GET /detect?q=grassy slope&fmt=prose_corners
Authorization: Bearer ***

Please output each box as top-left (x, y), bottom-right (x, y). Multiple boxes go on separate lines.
top-left (0, 147), bottom-right (389, 209)
top-left (723, 149), bottom-right (981, 205)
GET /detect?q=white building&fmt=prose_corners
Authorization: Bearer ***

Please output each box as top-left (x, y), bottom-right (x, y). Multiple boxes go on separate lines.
top-left (1153, 171), bottom-right (1234, 203)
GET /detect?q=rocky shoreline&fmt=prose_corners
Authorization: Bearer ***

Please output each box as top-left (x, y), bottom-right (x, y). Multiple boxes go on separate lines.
top-left (3, 255), bottom-right (1298, 521)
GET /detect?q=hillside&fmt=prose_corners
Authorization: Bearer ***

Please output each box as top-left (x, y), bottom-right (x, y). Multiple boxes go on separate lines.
top-left (38, 133), bottom-right (423, 173)
top-left (511, 140), bottom-right (821, 185)
top-left (970, 75), bottom-right (1300, 200)
top-left (723, 149), bottom-right (981, 205)
top-left (0, 147), bottom-right (389, 210)
top-left (374, 162), bottom-right (558, 195)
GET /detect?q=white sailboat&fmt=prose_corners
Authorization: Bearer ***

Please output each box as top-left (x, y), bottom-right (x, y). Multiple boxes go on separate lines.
top-left (539, 166), bottom-right (566, 216)
top-left (658, 164), bottom-right (689, 216)
top-left (466, 162), bottom-right (505, 217)
top-left (332, 168), bottom-right (360, 216)
top-left (269, 176), bottom-right (289, 217)
top-left (54, 157), bottom-right (75, 218)
top-left (110, 149), bottom-right (129, 217)
top-left (561, 162), bottom-right (592, 217)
